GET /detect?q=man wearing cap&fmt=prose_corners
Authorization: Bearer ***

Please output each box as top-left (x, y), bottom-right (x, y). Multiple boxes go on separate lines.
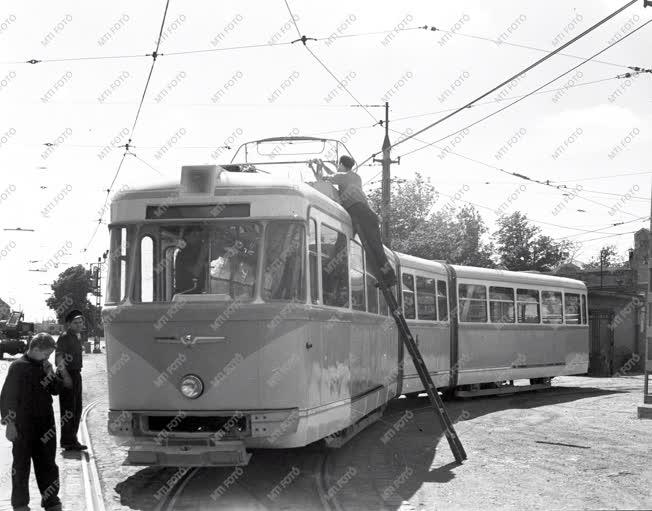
top-left (320, 155), bottom-right (397, 287)
top-left (55, 310), bottom-right (87, 451)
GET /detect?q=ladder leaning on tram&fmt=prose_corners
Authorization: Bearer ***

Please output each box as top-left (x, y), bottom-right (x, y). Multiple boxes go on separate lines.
top-left (308, 156), bottom-right (467, 463)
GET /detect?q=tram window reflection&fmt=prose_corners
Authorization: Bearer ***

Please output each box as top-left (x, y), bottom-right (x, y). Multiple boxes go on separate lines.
top-left (437, 280), bottom-right (448, 321)
top-left (489, 286), bottom-right (515, 323)
top-left (262, 222), bottom-right (305, 301)
top-left (541, 291), bottom-right (563, 324)
top-left (309, 219), bottom-right (319, 304)
top-left (107, 226), bottom-right (127, 303)
top-left (564, 293), bottom-right (580, 324)
top-left (416, 276), bottom-right (436, 320)
top-left (175, 228), bottom-right (209, 294)
top-left (321, 225), bottom-right (349, 308)
top-left (517, 288), bottom-right (540, 323)
top-left (402, 273), bottom-right (416, 319)
top-left (208, 224), bottom-right (260, 299)
top-left (458, 283), bottom-right (487, 322)
top-left (364, 251), bottom-right (379, 314)
top-left (350, 240), bottom-right (365, 311)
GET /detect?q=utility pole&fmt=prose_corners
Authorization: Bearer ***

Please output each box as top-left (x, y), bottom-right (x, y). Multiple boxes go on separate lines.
top-left (373, 102), bottom-right (399, 248)
top-left (638, 182), bottom-right (652, 418)
top-left (89, 252), bottom-right (107, 353)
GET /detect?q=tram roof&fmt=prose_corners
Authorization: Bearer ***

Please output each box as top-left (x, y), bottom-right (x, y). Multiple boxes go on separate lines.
top-left (452, 265), bottom-right (587, 290)
top-left (112, 169), bottom-right (350, 222)
top-left (395, 252), bottom-right (586, 290)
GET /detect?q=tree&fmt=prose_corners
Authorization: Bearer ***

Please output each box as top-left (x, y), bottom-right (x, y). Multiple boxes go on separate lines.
top-left (367, 173), bottom-right (437, 245)
top-left (583, 245), bottom-right (628, 270)
top-left (449, 205), bottom-right (494, 267)
top-left (367, 174), bottom-right (494, 267)
top-left (45, 265), bottom-right (99, 332)
top-left (493, 212), bottom-right (572, 272)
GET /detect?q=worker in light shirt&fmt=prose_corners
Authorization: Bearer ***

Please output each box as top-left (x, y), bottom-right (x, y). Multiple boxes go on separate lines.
top-left (318, 155), bottom-right (396, 288)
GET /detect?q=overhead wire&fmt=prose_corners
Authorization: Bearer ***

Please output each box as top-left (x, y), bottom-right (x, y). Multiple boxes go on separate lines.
top-left (395, 23), bottom-right (652, 160)
top-left (431, 27), bottom-right (631, 69)
top-left (83, 0), bottom-right (171, 252)
top-left (357, 0), bottom-right (641, 165)
top-left (282, 0), bottom-right (380, 125)
top-left (361, 121), bottom-right (646, 226)
top-left (390, 75), bottom-right (623, 124)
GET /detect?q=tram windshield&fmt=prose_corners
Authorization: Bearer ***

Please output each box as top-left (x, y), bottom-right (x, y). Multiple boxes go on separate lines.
top-left (107, 221), bottom-right (305, 304)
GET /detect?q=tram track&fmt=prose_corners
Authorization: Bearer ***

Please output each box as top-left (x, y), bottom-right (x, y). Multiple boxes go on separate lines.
top-left (76, 385), bottom-right (611, 510)
top-left (80, 399), bottom-right (106, 511)
top-left (155, 467), bottom-right (200, 511)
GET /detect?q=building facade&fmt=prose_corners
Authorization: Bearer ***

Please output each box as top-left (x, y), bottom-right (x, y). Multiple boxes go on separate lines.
top-left (554, 229), bottom-right (648, 376)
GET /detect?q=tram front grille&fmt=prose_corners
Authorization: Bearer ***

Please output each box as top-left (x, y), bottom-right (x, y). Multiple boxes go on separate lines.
top-left (146, 414), bottom-right (249, 437)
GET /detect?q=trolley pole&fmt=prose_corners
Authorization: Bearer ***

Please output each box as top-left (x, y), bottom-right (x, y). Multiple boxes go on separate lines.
top-left (373, 102), bottom-right (399, 248)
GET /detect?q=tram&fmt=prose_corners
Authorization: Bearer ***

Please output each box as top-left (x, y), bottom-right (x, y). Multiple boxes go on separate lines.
top-left (103, 136), bottom-right (588, 466)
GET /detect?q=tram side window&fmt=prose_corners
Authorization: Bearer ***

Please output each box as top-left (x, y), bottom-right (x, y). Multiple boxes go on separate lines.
top-left (107, 227), bottom-right (127, 303)
top-left (365, 251), bottom-right (379, 314)
top-left (321, 225), bottom-right (349, 308)
top-left (139, 236), bottom-right (154, 302)
top-left (458, 284), bottom-right (487, 322)
top-left (402, 273), bottom-right (416, 319)
top-left (309, 219), bottom-right (319, 304)
top-left (350, 239), bottom-right (365, 311)
top-left (565, 293), bottom-right (581, 324)
top-left (417, 277), bottom-right (437, 320)
top-left (517, 289), bottom-right (540, 323)
top-left (262, 222), bottom-right (305, 301)
top-left (542, 291), bottom-right (563, 324)
top-left (581, 294), bottom-right (587, 324)
top-left (437, 280), bottom-right (448, 321)
top-left (489, 286), bottom-right (515, 323)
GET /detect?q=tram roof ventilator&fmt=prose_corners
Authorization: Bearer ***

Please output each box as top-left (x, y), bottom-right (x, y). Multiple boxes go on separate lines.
top-left (180, 164), bottom-right (260, 195)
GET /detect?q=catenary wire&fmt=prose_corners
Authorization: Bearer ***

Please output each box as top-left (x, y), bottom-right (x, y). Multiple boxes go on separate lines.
top-left (358, 0), bottom-right (640, 164)
top-left (395, 22), bottom-right (651, 160)
top-left (83, 0), bottom-right (171, 252)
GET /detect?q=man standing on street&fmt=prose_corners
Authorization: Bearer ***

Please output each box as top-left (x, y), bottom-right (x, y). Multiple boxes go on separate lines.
top-left (1, 333), bottom-right (63, 511)
top-left (56, 310), bottom-right (87, 451)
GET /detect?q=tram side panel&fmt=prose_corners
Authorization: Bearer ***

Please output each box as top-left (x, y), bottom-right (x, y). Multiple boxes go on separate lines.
top-left (401, 321), bottom-right (451, 393)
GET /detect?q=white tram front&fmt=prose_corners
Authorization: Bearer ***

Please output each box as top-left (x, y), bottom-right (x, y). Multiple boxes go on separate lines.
top-left (103, 137), bottom-right (588, 466)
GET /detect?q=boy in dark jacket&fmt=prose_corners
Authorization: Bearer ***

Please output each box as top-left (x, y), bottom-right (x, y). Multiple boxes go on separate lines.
top-left (0, 333), bottom-right (63, 511)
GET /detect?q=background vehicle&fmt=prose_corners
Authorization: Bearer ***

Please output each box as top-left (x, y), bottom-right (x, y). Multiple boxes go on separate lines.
top-left (103, 137), bottom-right (588, 467)
top-left (0, 311), bottom-right (33, 358)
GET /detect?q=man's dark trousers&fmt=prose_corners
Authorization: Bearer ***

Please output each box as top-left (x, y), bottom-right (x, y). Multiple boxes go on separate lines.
top-left (59, 370), bottom-right (82, 446)
top-left (12, 414), bottom-right (61, 510)
top-left (346, 202), bottom-right (395, 284)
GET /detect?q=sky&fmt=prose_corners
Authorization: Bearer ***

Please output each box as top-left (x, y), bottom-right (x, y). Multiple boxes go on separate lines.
top-left (0, 0), bottom-right (650, 321)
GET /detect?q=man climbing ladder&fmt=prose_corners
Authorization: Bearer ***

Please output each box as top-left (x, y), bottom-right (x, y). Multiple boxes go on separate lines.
top-left (316, 155), bottom-right (467, 464)
top-left (316, 155), bottom-right (397, 287)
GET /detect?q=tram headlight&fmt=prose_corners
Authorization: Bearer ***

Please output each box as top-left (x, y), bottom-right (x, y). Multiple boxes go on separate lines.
top-left (179, 375), bottom-right (203, 399)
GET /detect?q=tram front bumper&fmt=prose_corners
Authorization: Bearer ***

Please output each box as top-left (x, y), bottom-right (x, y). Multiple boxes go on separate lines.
top-left (126, 440), bottom-right (252, 467)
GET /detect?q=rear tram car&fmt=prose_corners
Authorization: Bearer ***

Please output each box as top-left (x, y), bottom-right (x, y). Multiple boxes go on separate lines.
top-left (103, 137), bottom-right (588, 466)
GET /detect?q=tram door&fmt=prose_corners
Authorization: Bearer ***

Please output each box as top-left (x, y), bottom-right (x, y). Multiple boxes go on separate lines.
top-left (589, 310), bottom-right (614, 376)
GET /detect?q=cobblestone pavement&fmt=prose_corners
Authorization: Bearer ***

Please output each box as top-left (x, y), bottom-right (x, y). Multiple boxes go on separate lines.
top-left (3, 349), bottom-right (651, 510)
